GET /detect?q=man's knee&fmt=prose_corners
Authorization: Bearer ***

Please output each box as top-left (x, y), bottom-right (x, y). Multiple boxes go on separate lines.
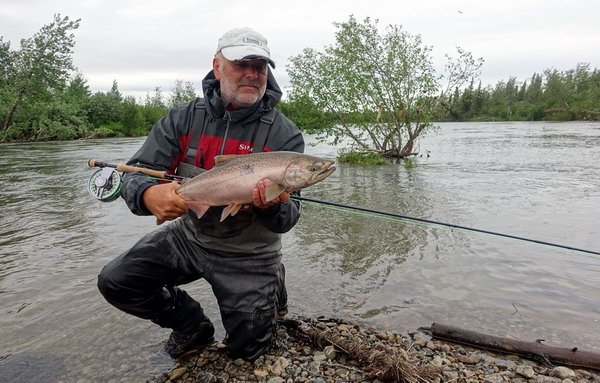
top-left (97, 259), bottom-right (146, 307)
top-left (97, 264), bottom-right (119, 302)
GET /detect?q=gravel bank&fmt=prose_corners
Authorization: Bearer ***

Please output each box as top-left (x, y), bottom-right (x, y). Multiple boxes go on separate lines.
top-left (149, 316), bottom-right (599, 383)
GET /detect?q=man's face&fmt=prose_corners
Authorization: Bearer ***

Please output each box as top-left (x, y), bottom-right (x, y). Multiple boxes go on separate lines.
top-left (213, 55), bottom-right (268, 110)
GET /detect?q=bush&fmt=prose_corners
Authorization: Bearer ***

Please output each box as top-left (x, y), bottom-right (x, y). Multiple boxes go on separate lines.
top-left (337, 150), bottom-right (388, 165)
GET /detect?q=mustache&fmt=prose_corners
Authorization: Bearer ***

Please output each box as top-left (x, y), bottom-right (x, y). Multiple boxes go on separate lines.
top-left (239, 79), bottom-right (261, 88)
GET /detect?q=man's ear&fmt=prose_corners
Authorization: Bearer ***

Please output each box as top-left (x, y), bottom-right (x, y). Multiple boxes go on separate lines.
top-left (212, 57), bottom-right (221, 80)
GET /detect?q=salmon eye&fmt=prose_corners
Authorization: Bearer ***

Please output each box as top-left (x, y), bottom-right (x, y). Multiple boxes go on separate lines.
top-left (308, 165), bottom-right (321, 172)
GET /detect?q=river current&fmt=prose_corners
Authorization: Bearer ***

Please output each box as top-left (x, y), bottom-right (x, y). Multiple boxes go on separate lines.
top-left (1, 121), bottom-right (599, 382)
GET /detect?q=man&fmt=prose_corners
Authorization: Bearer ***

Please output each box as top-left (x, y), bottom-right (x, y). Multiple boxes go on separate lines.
top-left (97, 27), bottom-right (304, 361)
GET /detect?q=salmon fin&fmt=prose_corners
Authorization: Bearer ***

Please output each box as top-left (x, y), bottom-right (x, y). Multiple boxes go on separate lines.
top-left (214, 154), bottom-right (240, 167)
top-left (264, 183), bottom-right (286, 202)
top-left (188, 202), bottom-right (210, 219)
top-left (220, 203), bottom-right (242, 222)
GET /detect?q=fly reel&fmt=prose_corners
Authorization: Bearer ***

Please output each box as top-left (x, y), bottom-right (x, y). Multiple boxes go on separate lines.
top-left (87, 167), bottom-right (123, 202)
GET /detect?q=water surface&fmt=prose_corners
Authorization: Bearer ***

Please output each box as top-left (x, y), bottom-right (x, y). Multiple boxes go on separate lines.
top-left (1, 121), bottom-right (599, 382)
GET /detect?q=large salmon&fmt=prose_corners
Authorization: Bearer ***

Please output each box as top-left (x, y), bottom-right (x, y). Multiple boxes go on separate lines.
top-left (176, 151), bottom-right (336, 222)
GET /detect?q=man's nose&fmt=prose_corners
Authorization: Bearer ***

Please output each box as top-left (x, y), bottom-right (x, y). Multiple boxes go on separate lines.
top-left (243, 66), bottom-right (259, 78)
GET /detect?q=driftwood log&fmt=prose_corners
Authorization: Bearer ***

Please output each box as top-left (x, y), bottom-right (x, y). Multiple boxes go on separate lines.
top-left (421, 322), bottom-right (600, 371)
top-left (281, 318), bottom-right (437, 383)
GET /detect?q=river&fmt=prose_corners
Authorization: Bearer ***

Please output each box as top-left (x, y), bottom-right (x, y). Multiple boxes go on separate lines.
top-left (1, 121), bottom-right (599, 382)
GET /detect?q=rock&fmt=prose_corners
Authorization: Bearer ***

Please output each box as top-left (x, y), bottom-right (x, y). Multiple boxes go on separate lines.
top-left (336, 367), bottom-right (350, 379)
top-left (233, 358), bottom-right (246, 366)
top-left (442, 370), bottom-right (459, 381)
top-left (552, 366), bottom-right (576, 379)
top-left (271, 356), bottom-right (290, 376)
top-left (169, 367), bottom-right (187, 381)
top-left (307, 361), bottom-right (321, 376)
top-left (495, 358), bottom-right (517, 370)
top-left (312, 351), bottom-right (327, 363)
top-left (535, 376), bottom-right (562, 383)
top-left (254, 368), bottom-right (269, 379)
top-left (323, 345), bottom-right (336, 360)
top-left (153, 315), bottom-right (599, 383)
top-left (516, 365), bottom-right (536, 378)
top-left (483, 374), bottom-right (504, 383)
top-left (456, 354), bottom-right (477, 364)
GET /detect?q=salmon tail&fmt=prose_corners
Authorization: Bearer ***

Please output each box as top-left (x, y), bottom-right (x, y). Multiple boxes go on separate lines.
top-left (220, 203), bottom-right (243, 222)
top-left (188, 202), bottom-right (210, 219)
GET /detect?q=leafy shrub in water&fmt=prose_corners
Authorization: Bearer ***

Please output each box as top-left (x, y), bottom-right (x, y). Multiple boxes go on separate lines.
top-left (338, 150), bottom-right (388, 165)
top-left (403, 157), bottom-right (416, 169)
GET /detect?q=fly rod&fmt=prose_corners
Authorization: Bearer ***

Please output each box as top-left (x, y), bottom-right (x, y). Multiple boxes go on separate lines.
top-left (86, 159), bottom-right (600, 257)
top-left (291, 195), bottom-right (600, 257)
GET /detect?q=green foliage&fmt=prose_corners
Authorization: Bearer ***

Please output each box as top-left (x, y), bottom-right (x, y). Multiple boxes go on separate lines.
top-left (2, 14), bottom-right (599, 143)
top-left (120, 97), bottom-right (146, 136)
top-left (97, 122), bottom-right (126, 136)
top-left (287, 15), bottom-right (483, 158)
top-left (86, 91), bottom-right (122, 127)
top-left (278, 95), bottom-right (334, 133)
top-left (88, 127), bottom-right (120, 138)
top-left (435, 63), bottom-right (600, 121)
top-left (1, 14), bottom-right (80, 140)
top-left (169, 80), bottom-right (197, 107)
top-left (337, 150), bottom-right (388, 165)
top-left (402, 157), bottom-right (416, 169)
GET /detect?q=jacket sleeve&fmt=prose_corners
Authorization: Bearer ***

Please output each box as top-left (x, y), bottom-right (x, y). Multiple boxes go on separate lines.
top-left (121, 105), bottom-right (189, 215)
top-left (255, 114), bottom-right (305, 233)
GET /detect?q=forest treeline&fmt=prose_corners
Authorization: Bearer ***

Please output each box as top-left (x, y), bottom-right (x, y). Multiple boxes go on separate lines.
top-left (436, 63), bottom-right (600, 122)
top-left (1, 15), bottom-right (599, 143)
top-left (2, 63), bottom-right (598, 143)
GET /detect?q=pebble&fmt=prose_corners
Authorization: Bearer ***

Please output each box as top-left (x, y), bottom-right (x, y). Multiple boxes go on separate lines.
top-left (150, 316), bottom-right (600, 383)
top-left (553, 366), bottom-right (576, 379)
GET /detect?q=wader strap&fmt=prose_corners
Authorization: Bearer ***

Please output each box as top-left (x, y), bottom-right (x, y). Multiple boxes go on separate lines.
top-left (185, 99), bottom-right (207, 166)
top-left (252, 109), bottom-right (277, 153)
top-left (178, 100), bottom-right (277, 178)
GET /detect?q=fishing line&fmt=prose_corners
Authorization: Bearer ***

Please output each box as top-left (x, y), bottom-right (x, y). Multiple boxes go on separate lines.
top-left (292, 195), bottom-right (600, 258)
top-left (86, 159), bottom-right (599, 258)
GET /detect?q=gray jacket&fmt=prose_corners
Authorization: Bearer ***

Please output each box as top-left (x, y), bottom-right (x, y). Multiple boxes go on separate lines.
top-left (121, 70), bottom-right (305, 254)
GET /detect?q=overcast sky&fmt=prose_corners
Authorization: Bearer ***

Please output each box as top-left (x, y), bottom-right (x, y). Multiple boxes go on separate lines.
top-left (2, 0), bottom-right (599, 100)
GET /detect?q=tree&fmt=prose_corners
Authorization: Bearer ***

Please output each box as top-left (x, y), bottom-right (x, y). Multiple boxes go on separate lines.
top-left (86, 81), bottom-right (124, 128)
top-left (1, 14), bottom-right (80, 139)
top-left (287, 16), bottom-right (483, 158)
top-left (168, 79), bottom-right (197, 107)
top-left (279, 95), bottom-right (335, 133)
top-left (145, 86), bottom-right (165, 108)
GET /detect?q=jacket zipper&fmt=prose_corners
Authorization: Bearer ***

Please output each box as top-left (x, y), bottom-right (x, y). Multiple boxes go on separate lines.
top-left (219, 110), bottom-right (231, 155)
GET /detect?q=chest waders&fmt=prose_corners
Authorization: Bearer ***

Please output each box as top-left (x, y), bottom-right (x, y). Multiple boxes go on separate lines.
top-left (173, 99), bottom-right (287, 358)
top-left (98, 99), bottom-right (289, 359)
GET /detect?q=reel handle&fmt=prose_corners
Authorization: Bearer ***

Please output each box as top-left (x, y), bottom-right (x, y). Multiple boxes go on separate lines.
top-left (88, 159), bottom-right (167, 179)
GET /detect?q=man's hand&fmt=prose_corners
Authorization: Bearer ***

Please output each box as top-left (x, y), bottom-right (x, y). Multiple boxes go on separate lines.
top-left (252, 179), bottom-right (289, 210)
top-left (142, 182), bottom-right (189, 222)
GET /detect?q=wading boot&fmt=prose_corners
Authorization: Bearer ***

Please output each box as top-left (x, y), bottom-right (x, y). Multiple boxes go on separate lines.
top-left (164, 320), bottom-right (215, 358)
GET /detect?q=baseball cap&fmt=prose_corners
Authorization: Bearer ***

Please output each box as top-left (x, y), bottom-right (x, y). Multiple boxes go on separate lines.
top-left (216, 27), bottom-right (275, 68)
